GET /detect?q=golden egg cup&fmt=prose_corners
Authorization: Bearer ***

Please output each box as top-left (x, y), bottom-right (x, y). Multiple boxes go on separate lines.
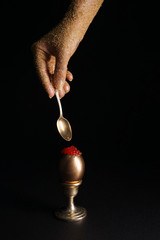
top-left (55, 180), bottom-right (87, 222)
top-left (55, 154), bottom-right (87, 222)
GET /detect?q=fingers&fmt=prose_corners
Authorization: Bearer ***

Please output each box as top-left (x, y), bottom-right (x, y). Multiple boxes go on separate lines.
top-left (57, 70), bottom-right (73, 98)
top-left (36, 58), bottom-right (55, 98)
top-left (52, 56), bottom-right (68, 90)
top-left (51, 56), bottom-right (73, 99)
top-left (33, 45), bottom-right (73, 99)
top-left (40, 66), bottom-right (55, 98)
top-left (58, 70), bottom-right (73, 98)
top-left (32, 44), bottom-right (55, 98)
top-left (47, 55), bottom-right (56, 74)
top-left (59, 81), bottom-right (70, 98)
top-left (64, 81), bottom-right (70, 93)
top-left (67, 70), bottom-right (73, 81)
top-left (37, 55), bottom-right (72, 99)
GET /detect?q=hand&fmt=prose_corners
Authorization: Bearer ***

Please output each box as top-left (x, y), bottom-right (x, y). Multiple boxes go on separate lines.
top-left (32, 25), bottom-right (80, 99)
top-left (32, 0), bottom-right (104, 99)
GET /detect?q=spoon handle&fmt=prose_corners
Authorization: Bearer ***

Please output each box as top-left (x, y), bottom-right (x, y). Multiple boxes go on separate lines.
top-left (56, 90), bottom-right (63, 117)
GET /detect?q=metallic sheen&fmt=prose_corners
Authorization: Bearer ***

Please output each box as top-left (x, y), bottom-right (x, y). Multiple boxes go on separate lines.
top-left (59, 154), bottom-right (85, 182)
top-left (55, 181), bottom-right (87, 222)
top-left (56, 90), bottom-right (72, 141)
top-left (57, 117), bottom-right (72, 141)
top-left (55, 154), bottom-right (87, 222)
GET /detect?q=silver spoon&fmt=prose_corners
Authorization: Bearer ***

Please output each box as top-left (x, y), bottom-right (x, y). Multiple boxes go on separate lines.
top-left (55, 90), bottom-right (72, 141)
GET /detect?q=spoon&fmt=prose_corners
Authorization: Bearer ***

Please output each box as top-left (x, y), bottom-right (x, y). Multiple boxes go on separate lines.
top-left (55, 90), bottom-right (72, 141)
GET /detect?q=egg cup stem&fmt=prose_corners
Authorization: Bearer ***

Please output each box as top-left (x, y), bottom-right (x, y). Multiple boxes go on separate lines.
top-left (55, 181), bottom-right (87, 222)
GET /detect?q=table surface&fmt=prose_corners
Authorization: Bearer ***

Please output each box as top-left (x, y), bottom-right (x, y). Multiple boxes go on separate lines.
top-left (1, 156), bottom-right (160, 240)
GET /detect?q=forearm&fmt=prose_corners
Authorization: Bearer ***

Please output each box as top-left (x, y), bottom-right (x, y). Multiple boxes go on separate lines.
top-left (63, 0), bottom-right (104, 39)
top-left (51, 0), bottom-right (104, 50)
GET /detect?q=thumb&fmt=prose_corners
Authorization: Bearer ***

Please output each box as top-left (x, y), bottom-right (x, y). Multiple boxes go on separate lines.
top-left (52, 57), bottom-right (68, 90)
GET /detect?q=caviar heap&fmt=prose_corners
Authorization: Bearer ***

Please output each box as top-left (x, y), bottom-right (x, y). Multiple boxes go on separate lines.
top-left (61, 146), bottom-right (82, 156)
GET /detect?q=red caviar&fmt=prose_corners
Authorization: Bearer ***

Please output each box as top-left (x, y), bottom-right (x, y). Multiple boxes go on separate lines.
top-left (61, 146), bottom-right (82, 156)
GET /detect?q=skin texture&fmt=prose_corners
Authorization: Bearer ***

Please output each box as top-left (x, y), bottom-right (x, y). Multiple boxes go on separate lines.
top-left (32, 0), bottom-right (104, 99)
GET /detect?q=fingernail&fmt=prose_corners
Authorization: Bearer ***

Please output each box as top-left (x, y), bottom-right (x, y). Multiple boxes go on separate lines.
top-left (59, 89), bottom-right (65, 98)
top-left (65, 85), bottom-right (70, 93)
top-left (48, 86), bottom-right (54, 99)
top-left (69, 74), bottom-right (73, 81)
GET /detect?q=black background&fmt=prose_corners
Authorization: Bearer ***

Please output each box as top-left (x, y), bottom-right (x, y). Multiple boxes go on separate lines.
top-left (1, 1), bottom-right (160, 239)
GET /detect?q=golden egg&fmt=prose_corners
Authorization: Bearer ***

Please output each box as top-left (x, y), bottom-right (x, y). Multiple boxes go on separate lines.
top-left (59, 154), bottom-right (85, 182)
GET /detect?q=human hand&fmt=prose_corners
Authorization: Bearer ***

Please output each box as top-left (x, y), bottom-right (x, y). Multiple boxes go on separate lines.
top-left (32, 0), bottom-right (103, 99)
top-left (32, 25), bottom-right (79, 99)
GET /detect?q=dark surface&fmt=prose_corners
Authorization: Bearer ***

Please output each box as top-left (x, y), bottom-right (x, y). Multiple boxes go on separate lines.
top-left (1, 1), bottom-right (160, 239)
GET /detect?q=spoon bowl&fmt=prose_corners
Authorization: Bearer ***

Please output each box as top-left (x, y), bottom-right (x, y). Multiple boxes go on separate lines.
top-left (56, 91), bottom-right (72, 141)
top-left (57, 116), bottom-right (72, 141)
